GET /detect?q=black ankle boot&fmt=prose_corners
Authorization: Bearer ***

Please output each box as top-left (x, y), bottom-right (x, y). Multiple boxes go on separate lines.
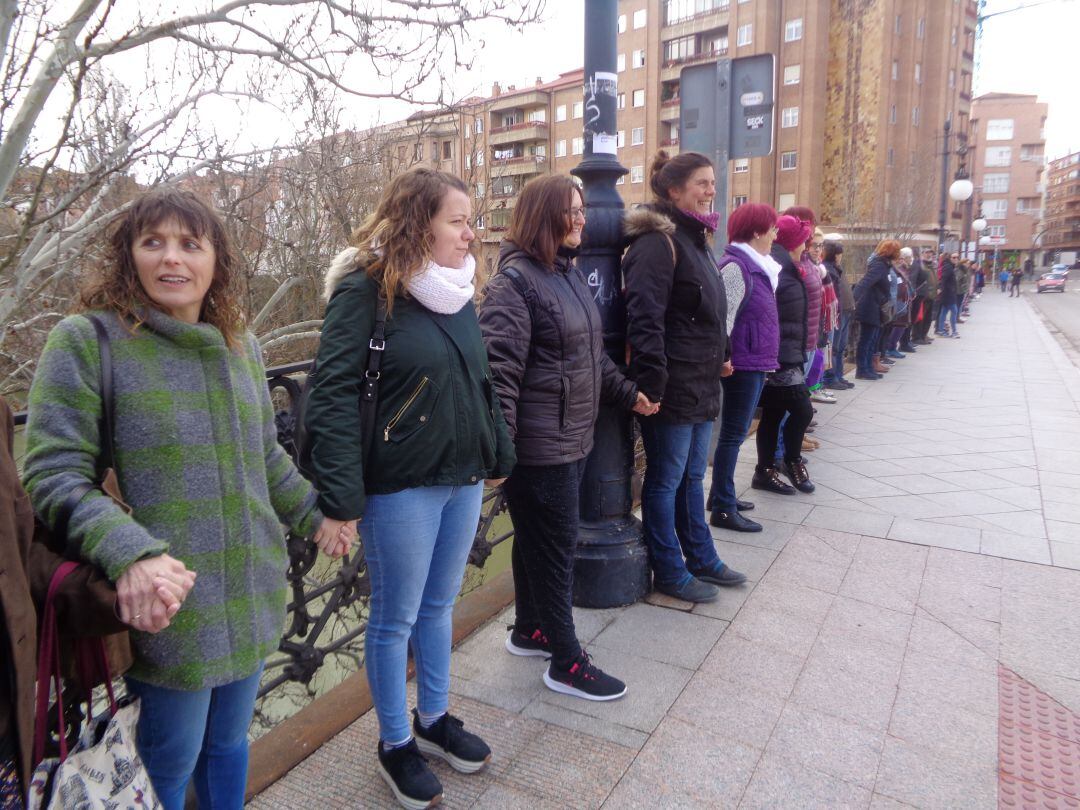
top-left (783, 459), bottom-right (816, 494)
top-left (751, 466), bottom-right (796, 495)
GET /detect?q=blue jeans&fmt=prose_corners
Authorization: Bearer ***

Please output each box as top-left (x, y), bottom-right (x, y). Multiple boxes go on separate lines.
top-left (937, 303), bottom-right (959, 334)
top-left (822, 313), bottom-right (852, 384)
top-left (708, 370), bottom-right (766, 514)
top-left (363, 483), bottom-right (483, 743)
top-left (640, 420), bottom-right (723, 585)
top-left (126, 665), bottom-right (263, 810)
top-left (856, 323), bottom-right (880, 375)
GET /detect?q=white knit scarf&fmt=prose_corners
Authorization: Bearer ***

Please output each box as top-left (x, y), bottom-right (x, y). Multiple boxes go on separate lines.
top-left (729, 241), bottom-right (782, 292)
top-left (407, 253), bottom-right (476, 314)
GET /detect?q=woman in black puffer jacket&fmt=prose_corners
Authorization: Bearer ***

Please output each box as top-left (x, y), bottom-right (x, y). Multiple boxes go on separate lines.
top-left (479, 175), bottom-right (653, 702)
top-left (622, 150), bottom-right (748, 605)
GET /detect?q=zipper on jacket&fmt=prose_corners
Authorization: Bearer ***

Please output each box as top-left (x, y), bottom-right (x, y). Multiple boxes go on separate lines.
top-left (384, 377), bottom-right (430, 441)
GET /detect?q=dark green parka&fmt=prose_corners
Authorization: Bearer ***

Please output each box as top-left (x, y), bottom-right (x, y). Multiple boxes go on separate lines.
top-left (304, 251), bottom-right (516, 520)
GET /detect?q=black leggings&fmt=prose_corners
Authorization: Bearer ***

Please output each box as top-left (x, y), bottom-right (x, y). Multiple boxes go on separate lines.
top-left (756, 385), bottom-right (814, 467)
top-left (503, 459), bottom-right (587, 668)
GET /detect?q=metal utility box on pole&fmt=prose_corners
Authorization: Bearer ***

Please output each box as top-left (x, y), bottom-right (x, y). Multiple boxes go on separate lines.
top-left (570, 0), bottom-right (650, 609)
top-left (679, 54), bottom-right (775, 252)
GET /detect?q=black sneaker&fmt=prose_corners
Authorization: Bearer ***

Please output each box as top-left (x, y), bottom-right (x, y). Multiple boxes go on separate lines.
top-left (543, 650), bottom-right (627, 701)
top-left (412, 711), bottom-right (491, 774)
top-left (377, 739), bottom-right (443, 810)
top-left (505, 626), bottom-right (551, 657)
top-left (691, 561), bottom-right (749, 586)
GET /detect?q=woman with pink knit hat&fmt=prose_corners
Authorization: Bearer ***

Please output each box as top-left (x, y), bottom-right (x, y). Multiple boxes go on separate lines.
top-left (753, 214), bottom-right (816, 496)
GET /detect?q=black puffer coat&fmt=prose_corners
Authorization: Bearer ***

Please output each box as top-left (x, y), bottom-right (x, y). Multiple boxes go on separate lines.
top-left (478, 241), bottom-right (638, 467)
top-left (622, 205), bottom-right (727, 423)
top-left (770, 245), bottom-right (809, 367)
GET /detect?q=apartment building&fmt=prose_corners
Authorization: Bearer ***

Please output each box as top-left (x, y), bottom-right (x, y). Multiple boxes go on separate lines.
top-left (1043, 152), bottom-right (1080, 261)
top-left (969, 93), bottom-right (1048, 258)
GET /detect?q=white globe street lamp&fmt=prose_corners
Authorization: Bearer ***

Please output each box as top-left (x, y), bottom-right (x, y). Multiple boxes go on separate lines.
top-left (972, 218), bottom-right (988, 233)
top-left (949, 178), bottom-right (974, 202)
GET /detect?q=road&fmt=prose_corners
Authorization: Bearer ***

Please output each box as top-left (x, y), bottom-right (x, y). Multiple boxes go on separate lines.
top-left (1022, 280), bottom-right (1080, 366)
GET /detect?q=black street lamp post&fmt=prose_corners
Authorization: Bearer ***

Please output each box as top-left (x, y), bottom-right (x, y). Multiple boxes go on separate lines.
top-left (938, 120), bottom-right (952, 255)
top-left (569, 0), bottom-right (650, 608)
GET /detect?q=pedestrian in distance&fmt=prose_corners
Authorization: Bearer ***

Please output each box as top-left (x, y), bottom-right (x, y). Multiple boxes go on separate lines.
top-left (23, 189), bottom-right (355, 810)
top-left (821, 238), bottom-right (857, 388)
top-left (622, 150), bottom-right (748, 604)
top-left (1010, 266), bottom-right (1024, 297)
top-left (999, 267), bottom-right (1010, 292)
top-left (936, 252), bottom-right (961, 337)
top-left (853, 239), bottom-right (901, 378)
top-left (304, 168), bottom-right (517, 810)
top-left (479, 175), bottom-right (657, 702)
top-left (706, 202), bottom-right (782, 533)
top-left (753, 215), bottom-right (817, 495)
top-left (911, 247), bottom-right (938, 345)
top-left (807, 229), bottom-right (838, 405)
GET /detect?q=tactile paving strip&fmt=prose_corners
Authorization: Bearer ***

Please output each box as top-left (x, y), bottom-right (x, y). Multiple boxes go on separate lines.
top-left (1000, 664), bottom-right (1080, 808)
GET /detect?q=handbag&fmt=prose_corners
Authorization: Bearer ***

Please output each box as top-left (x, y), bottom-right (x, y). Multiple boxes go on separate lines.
top-left (29, 314), bottom-right (133, 687)
top-left (27, 562), bottom-right (160, 810)
top-left (294, 293), bottom-right (388, 479)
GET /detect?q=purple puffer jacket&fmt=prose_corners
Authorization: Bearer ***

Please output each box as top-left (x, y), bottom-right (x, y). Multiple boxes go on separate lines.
top-left (717, 244), bottom-right (780, 372)
top-left (800, 253), bottom-right (823, 352)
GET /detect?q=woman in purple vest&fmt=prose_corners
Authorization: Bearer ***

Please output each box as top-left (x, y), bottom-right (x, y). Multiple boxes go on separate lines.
top-left (707, 203), bottom-right (782, 532)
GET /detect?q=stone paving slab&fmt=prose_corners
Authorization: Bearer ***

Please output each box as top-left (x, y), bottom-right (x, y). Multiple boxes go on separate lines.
top-left (252, 292), bottom-right (1080, 808)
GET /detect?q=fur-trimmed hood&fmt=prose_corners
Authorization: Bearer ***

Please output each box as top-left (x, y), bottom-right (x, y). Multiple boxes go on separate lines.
top-left (623, 205), bottom-right (677, 240)
top-left (323, 246), bottom-right (362, 301)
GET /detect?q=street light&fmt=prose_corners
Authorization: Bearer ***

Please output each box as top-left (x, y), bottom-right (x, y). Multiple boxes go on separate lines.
top-left (972, 217), bottom-right (988, 233)
top-left (949, 178), bottom-right (974, 202)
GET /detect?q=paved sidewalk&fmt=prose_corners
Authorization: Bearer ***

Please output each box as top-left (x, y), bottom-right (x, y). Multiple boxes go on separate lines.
top-left (252, 293), bottom-right (1080, 809)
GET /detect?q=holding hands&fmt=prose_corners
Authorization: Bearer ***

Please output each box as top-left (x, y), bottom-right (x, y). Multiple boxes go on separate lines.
top-left (116, 554), bottom-right (197, 633)
top-left (633, 392), bottom-right (661, 416)
top-left (313, 517), bottom-right (359, 559)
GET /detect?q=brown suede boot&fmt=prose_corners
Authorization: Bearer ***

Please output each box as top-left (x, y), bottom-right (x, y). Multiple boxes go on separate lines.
top-left (873, 356), bottom-right (890, 374)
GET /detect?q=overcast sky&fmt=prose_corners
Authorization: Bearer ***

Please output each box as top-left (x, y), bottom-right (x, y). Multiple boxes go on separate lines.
top-left (372, 0), bottom-right (1077, 160)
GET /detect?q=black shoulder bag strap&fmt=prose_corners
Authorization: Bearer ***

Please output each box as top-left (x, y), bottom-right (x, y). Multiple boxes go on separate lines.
top-left (53, 316), bottom-right (115, 541)
top-left (359, 295), bottom-right (388, 468)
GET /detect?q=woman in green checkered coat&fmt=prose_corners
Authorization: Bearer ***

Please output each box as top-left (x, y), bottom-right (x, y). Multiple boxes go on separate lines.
top-left (22, 189), bottom-right (355, 810)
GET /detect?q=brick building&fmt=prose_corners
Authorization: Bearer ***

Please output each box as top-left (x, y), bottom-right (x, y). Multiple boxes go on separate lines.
top-left (969, 92), bottom-right (1047, 263)
top-left (1043, 152), bottom-right (1080, 262)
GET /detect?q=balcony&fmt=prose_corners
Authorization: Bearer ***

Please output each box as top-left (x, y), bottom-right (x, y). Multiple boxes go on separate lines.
top-left (661, 137), bottom-right (680, 147)
top-left (663, 9), bottom-right (730, 39)
top-left (661, 48), bottom-right (727, 82)
top-left (489, 154), bottom-right (547, 176)
top-left (489, 120), bottom-right (549, 147)
top-left (490, 185), bottom-right (521, 200)
top-left (489, 90), bottom-right (547, 113)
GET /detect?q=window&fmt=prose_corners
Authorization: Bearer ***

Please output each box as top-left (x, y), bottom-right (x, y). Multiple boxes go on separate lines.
top-left (890, 105), bottom-right (896, 125)
top-left (617, 93), bottom-right (626, 109)
top-left (887, 147), bottom-right (894, 167)
top-left (986, 224), bottom-right (1006, 238)
top-left (983, 173), bottom-right (1010, 193)
top-left (891, 60), bottom-right (898, 80)
top-left (917, 17), bottom-right (925, 39)
top-left (783, 64), bottom-right (801, 85)
top-left (476, 151), bottom-right (483, 166)
top-left (555, 139), bottom-right (567, 157)
top-left (894, 14), bottom-right (901, 34)
top-left (555, 105), bottom-right (566, 122)
top-left (778, 193), bottom-right (795, 210)
top-left (1020, 144), bottom-right (1044, 162)
top-left (528, 109), bottom-right (546, 123)
top-left (442, 141), bottom-right (452, 160)
top-left (465, 154), bottom-right (471, 169)
top-left (914, 62), bottom-right (921, 84)
top-left (983, 199), bottom-right (1008, 220)
top-left (631, 165), bottom-right (645, 183)
top-left (951, 26), bottom-right (958, 45)
top-left (617, 130), bottom-right (625, 148)
top-left (986, 119), bottom-right (1015, 141)
top-left (531, 143), bottom-right (546, 157)
top-left (475, 214), bottom-right (484, 229)
top-left (617, 53), bottom-right (626, 72)
top-left (417, 142), bottom-right (426, 161)
top-left (502, 113), bottom-right (517, 128)
top-left (911, 106), bottom-right (920, 126)
top-left (632, 49), bottom-right (646, 68)
top-left (633, 9), bottom-right (646, 28)
top-left (571, 137), bottom-right (584, 155)
top-left (573, 101), bottom-right (584, 119)
top-left (948, 69), bottom-right (956, 89)
top-left (633, 89), bottom-right (645, 107)
top-left (737, 23), bottom-right (752, 46)
top-left (733, 195), bottom-right (748, 208)
top-left (474, 118), bottom-right (483, 134)
top-left (985, 146), bottom-right (1012, 167)
top-left (618, 14), bottom-right (626, 33)
top-left (784, 18), bottom-right (802, 42)
top-left (733, 158), bottom-right (749, 173)
top-left (626, 128), bottom-right (642, 147)
top-left (781, 106), bottom-right (799, 128)
top-left (781, 150), bottom-right (797, 170)
top-left (1017, 197), bottom-right (1041, 214)
top-left (664, 35), bottom-right (696, 63)
top-left (475, 182), bottom-right (485, 198)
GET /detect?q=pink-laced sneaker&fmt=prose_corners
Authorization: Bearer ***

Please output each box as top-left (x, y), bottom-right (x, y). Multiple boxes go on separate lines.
top-left (505, 626), bottom-right (551, 657)
top-left (543, 650), bottom-right (627, 701)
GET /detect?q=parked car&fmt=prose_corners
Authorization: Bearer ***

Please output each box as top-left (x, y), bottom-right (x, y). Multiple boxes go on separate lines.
top-left (1036, 271), bottom-right (1068, 293)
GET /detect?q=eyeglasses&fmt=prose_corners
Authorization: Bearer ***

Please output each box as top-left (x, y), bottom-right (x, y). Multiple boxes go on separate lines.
top-left (810, 242), bottom-right (824, 249)
top-left (566, 207), bottom-right (586, 221)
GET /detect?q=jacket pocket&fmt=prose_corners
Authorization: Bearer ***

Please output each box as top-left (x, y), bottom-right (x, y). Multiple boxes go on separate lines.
top-left (559, 375), bottom-right (571, 429)
top-left (383, 376), bottom-right (440, 443)
top-left (671, 280), bottom-right (703, 315)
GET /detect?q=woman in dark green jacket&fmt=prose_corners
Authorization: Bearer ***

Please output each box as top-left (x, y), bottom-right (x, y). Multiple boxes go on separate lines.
top-left (303, 168), bottom-right (514, 810)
